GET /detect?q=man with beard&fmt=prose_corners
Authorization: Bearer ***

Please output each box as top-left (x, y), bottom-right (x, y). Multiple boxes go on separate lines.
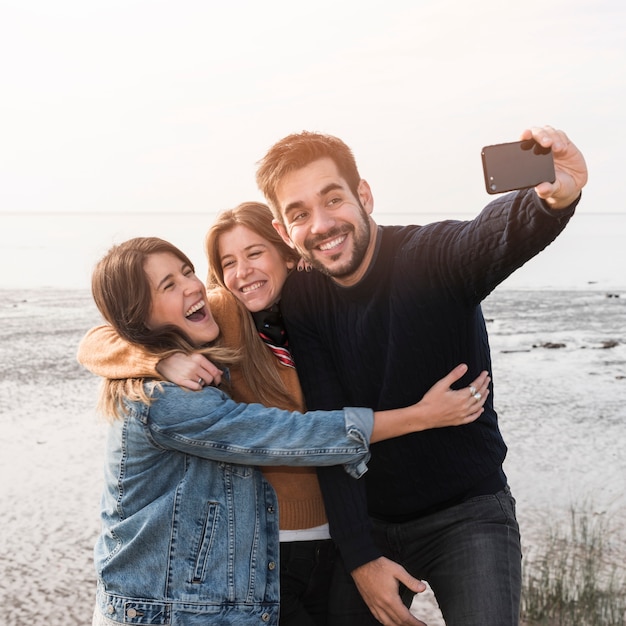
top-left (255, 126), bottom-right (588, 626)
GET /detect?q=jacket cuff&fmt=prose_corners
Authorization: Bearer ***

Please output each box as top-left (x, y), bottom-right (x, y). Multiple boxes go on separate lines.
top-left (341, 407), bottom-right (373, 479)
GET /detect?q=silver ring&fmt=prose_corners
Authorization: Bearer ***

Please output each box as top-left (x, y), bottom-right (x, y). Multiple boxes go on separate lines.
top-left (198, 377), bottom-right (204, 387)
top-left (469, 385), bottom-right (477, 396)
top-left (473, 391), bottom-right (482, 401)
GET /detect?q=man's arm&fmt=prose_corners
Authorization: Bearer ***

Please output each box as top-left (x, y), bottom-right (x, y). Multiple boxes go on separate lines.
top-left (317, 467), bottom-right (426, 626)
top-left (280, 277), bottom-right (380, 565)
top-left (414, 127), bottom-right (586, 306)
top-left (316, 465), bottom-right (380, 568)
top-left (282, 278), bottom-right (426, 625)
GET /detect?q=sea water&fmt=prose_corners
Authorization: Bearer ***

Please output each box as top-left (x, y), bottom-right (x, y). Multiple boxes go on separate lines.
top-left (0, 210), bottom-right (624, 290)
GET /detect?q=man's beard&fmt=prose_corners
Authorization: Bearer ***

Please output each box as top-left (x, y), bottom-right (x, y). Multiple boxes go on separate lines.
top-left (300, 215), bottom-right (371, 280)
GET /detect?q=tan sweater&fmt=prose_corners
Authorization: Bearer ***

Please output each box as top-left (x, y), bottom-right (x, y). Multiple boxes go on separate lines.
top-left (77, 288), bottom-right (327, 531)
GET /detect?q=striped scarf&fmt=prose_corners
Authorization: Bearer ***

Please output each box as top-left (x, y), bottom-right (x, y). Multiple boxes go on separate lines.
top-left (251, 305), bottom-right (295, 368)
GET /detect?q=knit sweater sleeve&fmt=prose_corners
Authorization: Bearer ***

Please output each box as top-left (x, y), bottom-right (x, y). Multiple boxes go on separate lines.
top-left (281, 274), bottom-right (382, 571)
top-left (76, 324), bottom-right (161, 379)
top-left (415, 188), bottom-right (579, 303)
top-left (316, 465), bottom-right (381, 571)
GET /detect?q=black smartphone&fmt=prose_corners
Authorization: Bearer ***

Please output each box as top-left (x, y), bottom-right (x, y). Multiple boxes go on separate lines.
top-left (481, 139), bottom-right (555, 194)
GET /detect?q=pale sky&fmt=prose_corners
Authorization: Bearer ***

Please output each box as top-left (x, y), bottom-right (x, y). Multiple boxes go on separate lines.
top-left (1, 0), bottom-right (624, 218)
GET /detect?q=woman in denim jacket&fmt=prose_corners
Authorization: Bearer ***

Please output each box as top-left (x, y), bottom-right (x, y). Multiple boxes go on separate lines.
top-left (87, 236), bottom-right (489, 626)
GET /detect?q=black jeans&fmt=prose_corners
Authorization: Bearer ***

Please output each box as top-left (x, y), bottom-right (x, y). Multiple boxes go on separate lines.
top-left (328, 487), bottom-right (522, 626)
top-left (279, 539), bottom-right (338, 626)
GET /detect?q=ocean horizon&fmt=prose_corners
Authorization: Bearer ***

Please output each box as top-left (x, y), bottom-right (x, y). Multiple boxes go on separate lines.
top-left (1, 210), bottom-right (624, 292)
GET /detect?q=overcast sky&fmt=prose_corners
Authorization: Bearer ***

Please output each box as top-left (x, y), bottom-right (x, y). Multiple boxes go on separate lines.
top-left (1, 0), bottom-right (624, 218)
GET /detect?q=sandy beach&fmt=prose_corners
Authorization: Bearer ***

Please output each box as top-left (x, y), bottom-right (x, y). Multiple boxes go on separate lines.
top-left (1, 287), bottom-right (624, 626)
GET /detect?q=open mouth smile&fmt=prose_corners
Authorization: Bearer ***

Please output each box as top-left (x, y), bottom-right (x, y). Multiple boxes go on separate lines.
top-left (317, 235), bottom-right (347, 252)
top-left (241, 281), bottom-right (266, 294)
top-left (185, 300), bottom-right (207, 321)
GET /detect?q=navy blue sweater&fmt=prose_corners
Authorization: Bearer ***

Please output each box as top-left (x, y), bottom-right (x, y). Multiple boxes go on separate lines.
top-left (280, 189), bottom-right (577, 571)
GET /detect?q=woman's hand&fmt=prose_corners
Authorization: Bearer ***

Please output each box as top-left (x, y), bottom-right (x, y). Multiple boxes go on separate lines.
top-left (156, 352), bottom-right (223, 390)
top-left (370, 364), bottom-right (490, 442)
top-left (416, 363), bottom-right (489, 430)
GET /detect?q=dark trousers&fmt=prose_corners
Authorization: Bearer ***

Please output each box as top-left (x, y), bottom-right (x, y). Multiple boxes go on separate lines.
top-left (328, 487), bottom-right (522, 626)
top-left (279, 539), bottom-right (338, 626)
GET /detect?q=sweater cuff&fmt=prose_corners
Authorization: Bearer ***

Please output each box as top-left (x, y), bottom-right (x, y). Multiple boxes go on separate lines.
top-left (337, 529), bottom-right (384, 573)
top-left (534, 189), bottom-right (581, 220)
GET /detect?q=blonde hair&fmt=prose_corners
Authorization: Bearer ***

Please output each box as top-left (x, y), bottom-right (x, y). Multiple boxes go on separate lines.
top-left (205, 202), bottom-right (299, 407)
top-left (91, 237), bottom-right (239, 419)
top-left (255, 131), bottom-right (362, 221)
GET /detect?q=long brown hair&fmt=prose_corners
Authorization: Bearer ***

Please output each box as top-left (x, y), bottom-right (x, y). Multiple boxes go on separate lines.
top-left (91, 236), bottom-right (239, 419)
top-left (205, 202), bottom-right (300, 408)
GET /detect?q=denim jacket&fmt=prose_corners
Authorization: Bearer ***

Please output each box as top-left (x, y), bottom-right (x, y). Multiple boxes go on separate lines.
top-left (94, 382), bottom-right (373, 625)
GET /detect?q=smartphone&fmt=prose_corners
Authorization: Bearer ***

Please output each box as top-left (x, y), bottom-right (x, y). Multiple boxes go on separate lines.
top-left (481, 139), bottom-right (555, 194)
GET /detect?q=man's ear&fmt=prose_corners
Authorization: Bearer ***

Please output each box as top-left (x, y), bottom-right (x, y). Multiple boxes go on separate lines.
top-left (273, 218), bottom-right (296, 249)
top-left (357, 179), bottom-right (374, 215)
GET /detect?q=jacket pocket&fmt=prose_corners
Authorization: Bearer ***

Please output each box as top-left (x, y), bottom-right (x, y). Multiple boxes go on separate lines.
top-left (192, 501), bottom-right (220, 583)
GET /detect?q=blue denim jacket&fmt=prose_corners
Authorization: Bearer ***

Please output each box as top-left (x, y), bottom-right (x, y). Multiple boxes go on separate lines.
top-left (94, 382), bottom-right (373, 625)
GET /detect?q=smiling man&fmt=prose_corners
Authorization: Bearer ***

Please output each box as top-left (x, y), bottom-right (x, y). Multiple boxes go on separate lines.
top-left (273, 156), bottom-right (376, 285)
top-left (256, 126), bottom-right (588, 626)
